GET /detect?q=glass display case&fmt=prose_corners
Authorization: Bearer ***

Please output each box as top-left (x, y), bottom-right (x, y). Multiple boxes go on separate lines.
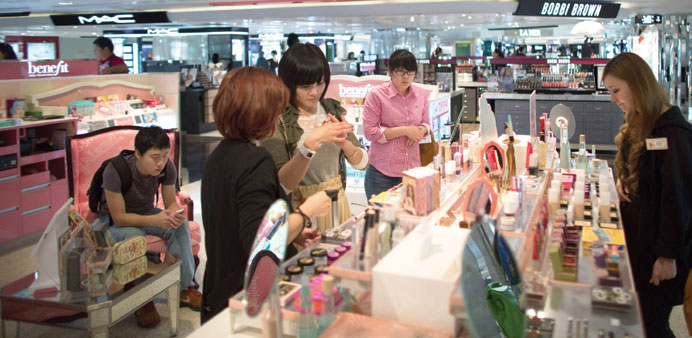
top-left (492, 57), bottom-right (607, 94)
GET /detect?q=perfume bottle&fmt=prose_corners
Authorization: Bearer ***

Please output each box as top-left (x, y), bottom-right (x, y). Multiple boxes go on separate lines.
top-left (559, 126), bottom-right (571, 169)
top-left (576, 134), bottom-right (588, 170)
top-left (318, 275), bottom-right (336, 334)
top-left (298, 285), bottom-right (318, 338)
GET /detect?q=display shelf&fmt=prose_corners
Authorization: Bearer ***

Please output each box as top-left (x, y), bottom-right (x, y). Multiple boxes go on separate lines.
top-left (0, 168), bottom-right (18, 179)
top-left (19, 149), bottom-right (65, 166)
top-left (0, 118), bottom-right (76, 245)
top-left (0, 145), bottom-right (18, 157)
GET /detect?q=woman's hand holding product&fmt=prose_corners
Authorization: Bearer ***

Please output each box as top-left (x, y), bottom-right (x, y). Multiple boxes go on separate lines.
top-left (326, 114), bottom-right (355, 149)
top-left (303, 115), bottom-right (353, 151)
top-left (293, 191), bottom-right (331, 245)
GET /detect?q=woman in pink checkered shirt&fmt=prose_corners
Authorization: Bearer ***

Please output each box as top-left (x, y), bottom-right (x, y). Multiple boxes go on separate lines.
top-left (362, 49), bottom-right (431, 199)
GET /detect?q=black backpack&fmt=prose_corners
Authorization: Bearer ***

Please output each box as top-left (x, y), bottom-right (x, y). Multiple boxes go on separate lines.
top-left (87, 150), bottom-right (167, 214)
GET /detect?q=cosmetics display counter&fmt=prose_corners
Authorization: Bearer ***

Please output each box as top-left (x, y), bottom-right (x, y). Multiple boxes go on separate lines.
top-left (193, 97), bottom-right (645, 337)
top-left (0, 73), bottom-right (180, 136)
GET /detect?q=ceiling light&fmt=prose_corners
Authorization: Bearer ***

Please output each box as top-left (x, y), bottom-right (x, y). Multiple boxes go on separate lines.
top-left (410, 16), bottom-right (415, 22)
top-left (132, 1), bottom-right (137, 3)
top-left (468, 16), bottom-right (473, 19)
top-left (445, 20), bottom-right (449, 24)
top-left (461, 14), bottom-right (466, 17)
top-left (72, 26), bottom-right (77, 29)
top-left (58, 2), bottom-right (73, 5)
top-left (460, 24), bottom-right (464, 27)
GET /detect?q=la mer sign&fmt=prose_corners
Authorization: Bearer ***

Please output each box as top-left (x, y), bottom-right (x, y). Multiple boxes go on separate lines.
top-left (0, 60), bottom-right (99, 80)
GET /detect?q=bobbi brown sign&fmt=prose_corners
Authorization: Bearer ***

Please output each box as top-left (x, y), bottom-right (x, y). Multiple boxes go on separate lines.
top-left (514, 0), bottom-right (620, 18)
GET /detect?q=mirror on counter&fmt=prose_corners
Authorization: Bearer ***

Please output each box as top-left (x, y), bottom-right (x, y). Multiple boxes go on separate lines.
top-left (549, 104), bottom-right (576, 142)
top-left (482, 141), bottom-right (506, 188)
top-left (461, 215), bottom-right (525, 338)
top-left (243, 199), bottom-right (290, 335)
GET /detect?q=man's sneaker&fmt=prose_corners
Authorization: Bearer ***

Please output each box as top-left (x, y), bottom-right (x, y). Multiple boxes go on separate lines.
top-left (135, 301), bottom-right (161, 328)
top-left (180, 287), bottom-right (201, 311)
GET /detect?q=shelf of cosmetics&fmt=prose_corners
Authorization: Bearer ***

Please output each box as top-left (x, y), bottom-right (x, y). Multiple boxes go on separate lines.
top-left (228, 241), bottom-right (363, 337)
top-left (445, 157), bottom-right (643, 337)
top-left (514, 72), bottom-right (596, 90)
top-left (518, 168), bottom-right (642, 338)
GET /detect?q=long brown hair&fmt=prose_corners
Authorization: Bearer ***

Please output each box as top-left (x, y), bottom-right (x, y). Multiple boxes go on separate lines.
top-left (603, 52), bottom-right (670, 196)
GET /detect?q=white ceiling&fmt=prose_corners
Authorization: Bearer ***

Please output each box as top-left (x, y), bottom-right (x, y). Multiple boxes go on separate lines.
top-left (0, 0), bottom-right (689, 37)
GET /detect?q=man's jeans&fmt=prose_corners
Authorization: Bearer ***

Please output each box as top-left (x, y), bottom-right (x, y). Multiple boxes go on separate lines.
top-left (102, 208), bottom-right (195, 289)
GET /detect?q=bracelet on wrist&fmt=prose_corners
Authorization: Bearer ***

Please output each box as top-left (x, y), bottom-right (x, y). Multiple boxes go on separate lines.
top-left (295, 207), bottom-right (312, 229)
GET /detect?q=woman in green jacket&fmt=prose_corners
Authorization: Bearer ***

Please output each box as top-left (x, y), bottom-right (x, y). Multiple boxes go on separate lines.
top-left (262, 43), bottom-right (368, 232)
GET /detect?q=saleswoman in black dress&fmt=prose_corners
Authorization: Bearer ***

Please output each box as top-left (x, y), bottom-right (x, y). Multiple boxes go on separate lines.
top-left (200, 67), bottom-right (331, 323)
top-left (604, 52), bottom-right (692, 337)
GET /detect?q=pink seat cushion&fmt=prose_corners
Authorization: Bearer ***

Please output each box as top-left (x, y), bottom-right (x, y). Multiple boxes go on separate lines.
top-left (68, 127), bottom-right (200, 256)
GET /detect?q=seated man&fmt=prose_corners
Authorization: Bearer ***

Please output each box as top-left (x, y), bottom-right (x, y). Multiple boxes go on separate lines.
top-left (99, 126), bottom-right (200, 328)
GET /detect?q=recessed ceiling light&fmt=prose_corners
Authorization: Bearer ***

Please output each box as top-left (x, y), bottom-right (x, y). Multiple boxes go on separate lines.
top-left (468, 16), bottom-right (473, 19)
top-left (444, 20), bottom-right (448, 24)
top-left (410, 16), bottom-right (415, 22)
top-left (132, 1), bottom-right (137, 3)
top-left (58, 2), bottom-right (73, 5)
top-left (72, 26), bottom-right (77, 29)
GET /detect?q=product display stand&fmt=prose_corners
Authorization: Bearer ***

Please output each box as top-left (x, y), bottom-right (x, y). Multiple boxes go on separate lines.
top-left (191, 128), bottom-right (645, 337)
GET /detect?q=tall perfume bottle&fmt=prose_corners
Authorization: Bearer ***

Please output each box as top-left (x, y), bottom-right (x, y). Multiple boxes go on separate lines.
top-left (559, 125), bottom-right (571, 169)
top-left (318, 275), bottom-right (336, 334)
top-left (576, 134), bottom-right (588, 170)
top-left (298, 285), bottom-right (318, 338)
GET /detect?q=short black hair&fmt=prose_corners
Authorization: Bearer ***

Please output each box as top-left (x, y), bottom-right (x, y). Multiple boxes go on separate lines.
top-left (493, 49), bottom-right (504, 58)
top-left (278, 43), bottom-right (330, 108)
top-left (135, 126), bottom-right (170, 155)
top-left (0, 43), bottom-right (17, 60)
top-left (287, 33), bottom-right (299, 48)
top-left (93, 37), bottom-right (114, 52)
top-left (388, 49), bottom-right (417, 73)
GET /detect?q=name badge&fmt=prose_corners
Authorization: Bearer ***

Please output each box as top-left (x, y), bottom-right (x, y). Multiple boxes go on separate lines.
top-left (646, 138), bottom-right (668, 151)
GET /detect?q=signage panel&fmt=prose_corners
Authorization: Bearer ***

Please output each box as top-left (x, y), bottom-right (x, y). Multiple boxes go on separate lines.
top-left (515, 0), bottom-right (620, 18)
top-left (0, 60), bottom-right (98, 80)
top-left (50, 11), bottom-right (169, 26)
top-left (635, 14), bottom-right (662, 25)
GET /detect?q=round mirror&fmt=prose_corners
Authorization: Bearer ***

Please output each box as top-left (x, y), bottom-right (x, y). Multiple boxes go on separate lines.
top-left (462, 215), bottom-right (524, 338)
top-left (243, 199), bottom-right (290, 318)
top-left (482, 141), bottom-right (506, 184)
top-left (549, 104), bottom-right (576, 142)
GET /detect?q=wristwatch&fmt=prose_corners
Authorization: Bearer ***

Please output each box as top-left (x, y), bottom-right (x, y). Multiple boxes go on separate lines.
top-left (298, 143), bottom-right (316, 159)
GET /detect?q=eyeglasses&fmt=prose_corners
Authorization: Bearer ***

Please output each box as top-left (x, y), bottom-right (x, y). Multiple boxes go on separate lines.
top-left (393, 70), bottom-right (416, 77)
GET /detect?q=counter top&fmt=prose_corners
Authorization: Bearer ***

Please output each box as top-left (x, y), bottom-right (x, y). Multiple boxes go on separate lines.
top-left (483, 92), bottom-right (612, 101)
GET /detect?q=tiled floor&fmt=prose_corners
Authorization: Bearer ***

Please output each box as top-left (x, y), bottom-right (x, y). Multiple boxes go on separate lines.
top-left (2, 132), bottom-right (689, 337)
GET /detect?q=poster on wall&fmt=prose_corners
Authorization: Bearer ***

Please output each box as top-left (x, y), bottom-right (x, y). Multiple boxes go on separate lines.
top-left (631, 27), bottom-right (659, 81)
